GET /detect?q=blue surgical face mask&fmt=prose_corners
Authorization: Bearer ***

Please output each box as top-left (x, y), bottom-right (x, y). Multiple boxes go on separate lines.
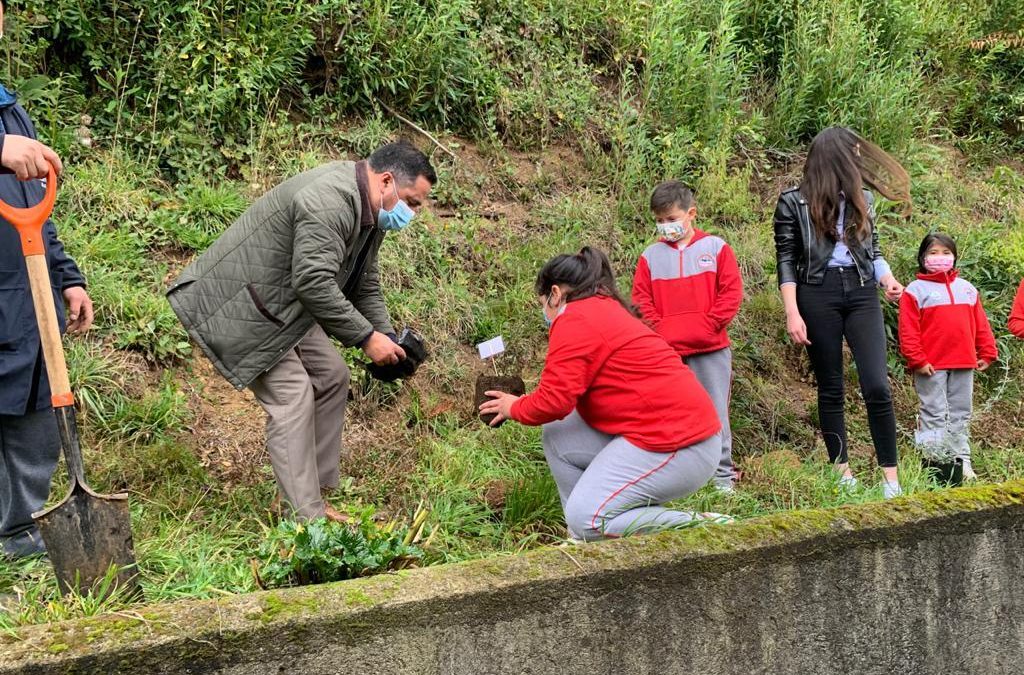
top-left (378, 180), bottom-right (415, 232)
top-left (542, 294), bottom-right (566, 329)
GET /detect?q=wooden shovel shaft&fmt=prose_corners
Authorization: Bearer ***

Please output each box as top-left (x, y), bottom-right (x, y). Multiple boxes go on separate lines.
top-left (24, 253), bottom-right (75, 407)
top-left (25, 251), bottom-right (84, 484)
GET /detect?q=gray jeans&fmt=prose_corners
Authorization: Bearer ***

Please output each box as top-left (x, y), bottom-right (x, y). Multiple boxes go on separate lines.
top-left (0, 409), bottom-right (60, 539)
top-left (250, 324), bottom-right (350, 520)
top-left (914, 369), bottom-right (974, 461)
top-left (542, 411), bottom-right (720, 541)
top-left (686, 347), bottom-right (734, 484)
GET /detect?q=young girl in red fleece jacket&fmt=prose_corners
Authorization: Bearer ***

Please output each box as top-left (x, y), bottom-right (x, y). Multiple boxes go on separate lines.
top-left (899, 233), bottom-right (997, 480)
top-left (1010, 279), bottom-right (1024, 339)
top-left (479, 247), bottom-right (729, 541)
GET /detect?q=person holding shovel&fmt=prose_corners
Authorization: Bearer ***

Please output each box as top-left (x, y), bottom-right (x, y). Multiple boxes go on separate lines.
top-left (480, 247), bottom-right (731, 541)
top-left (0, 53), bottom-right (94, 558)
top-left (167, 140), bottom-right (435, 522)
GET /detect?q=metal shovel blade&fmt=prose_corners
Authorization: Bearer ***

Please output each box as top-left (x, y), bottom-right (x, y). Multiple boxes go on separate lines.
top-left (32, 407), bottom-right (141, 599)
top-left (34, 486), bottom-right (140, 597)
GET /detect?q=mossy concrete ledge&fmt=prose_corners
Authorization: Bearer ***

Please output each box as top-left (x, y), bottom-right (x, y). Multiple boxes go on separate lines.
top-left (4, 481), bottom-right (1024, 674)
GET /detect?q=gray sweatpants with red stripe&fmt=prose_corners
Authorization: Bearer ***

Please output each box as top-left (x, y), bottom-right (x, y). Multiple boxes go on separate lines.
top-left (685, 347), bottom-right (734, 486)
top-left (542, 411), bottom-right (720, 541)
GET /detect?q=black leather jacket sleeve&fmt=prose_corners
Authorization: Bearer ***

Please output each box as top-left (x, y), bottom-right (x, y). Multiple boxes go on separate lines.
top-left (773, 193), bottom-right (800, 286)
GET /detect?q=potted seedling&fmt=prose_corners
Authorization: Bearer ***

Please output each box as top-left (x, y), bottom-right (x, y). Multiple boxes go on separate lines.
top-left (918, 433), bottom-right (963, 487)
top-left (473, 336), bottom-right (525, 427)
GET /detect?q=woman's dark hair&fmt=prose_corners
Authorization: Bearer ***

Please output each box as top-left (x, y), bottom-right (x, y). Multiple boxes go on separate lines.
top-left (535, 247), bottom-right (634, 313)
top-left (917, 232), bottom-right (958, 273)
top-left (801, 127), bottom-right (911, 245)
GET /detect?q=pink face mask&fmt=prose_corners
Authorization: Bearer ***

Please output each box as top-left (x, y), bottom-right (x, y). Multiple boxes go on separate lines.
top-left (924, 254), bottom-right (955, 273)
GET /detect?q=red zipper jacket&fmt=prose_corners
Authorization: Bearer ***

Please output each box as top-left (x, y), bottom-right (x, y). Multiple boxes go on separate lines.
top-left (1010, 279), bottom-right (1024, 339)
top-left (509, 295), bottom-right (721, 452)
top-left (631, 230), bottom-right (743, 358)
top-left (898, 269), bottom-right (998, 371)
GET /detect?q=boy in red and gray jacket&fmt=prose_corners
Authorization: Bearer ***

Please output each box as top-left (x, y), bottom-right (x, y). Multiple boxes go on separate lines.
top-left (632, 181), bottom-right (743, 491)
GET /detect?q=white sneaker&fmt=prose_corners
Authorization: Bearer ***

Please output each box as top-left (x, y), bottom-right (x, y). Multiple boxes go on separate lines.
top-left (961, 460), bottom-right (977, 481)
top-left (838, 474), bottom-right (858, 490)
top-left (882, 481), bottom-right (902, 500)
top-left (673, 512), bottom-right (736, 529)
top-left (694, 511), bottom-right (735, 525)
top-left (713, 481), bottom-right (736, 495)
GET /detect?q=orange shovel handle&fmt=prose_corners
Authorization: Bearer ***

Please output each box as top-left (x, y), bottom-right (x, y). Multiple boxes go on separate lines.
top-left (0, 165), bottom-right (57, 256)
top-left (0, 165), bottom-right (72, 408)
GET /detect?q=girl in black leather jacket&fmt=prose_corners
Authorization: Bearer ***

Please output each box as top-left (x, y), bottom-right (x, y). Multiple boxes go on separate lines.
top-left (772, 127), bottom-right (910, 498)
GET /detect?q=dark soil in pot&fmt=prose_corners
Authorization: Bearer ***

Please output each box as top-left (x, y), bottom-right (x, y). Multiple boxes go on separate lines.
top-left (474, 375), bottom-right (526, 427)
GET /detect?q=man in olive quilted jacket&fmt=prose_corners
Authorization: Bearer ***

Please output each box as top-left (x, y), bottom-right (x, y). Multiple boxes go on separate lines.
top-left (168, 141), bottom-right (435, 521)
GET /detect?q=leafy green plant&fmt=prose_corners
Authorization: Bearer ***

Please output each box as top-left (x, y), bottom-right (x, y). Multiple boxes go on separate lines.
top-left (257, 512), bottom-right (427, 588)
top-left (105, 287), bottom-right (192, 363)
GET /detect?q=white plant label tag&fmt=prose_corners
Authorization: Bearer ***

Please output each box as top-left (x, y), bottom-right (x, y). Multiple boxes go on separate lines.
top-left (477, 336), bottom-right (506, 360)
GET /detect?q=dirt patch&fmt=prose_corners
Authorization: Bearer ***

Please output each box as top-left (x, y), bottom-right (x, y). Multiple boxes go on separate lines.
top-left (742, 449), bottom-right (803, 486)
top-left (482, 479), bottom-right (509, 513)
top-left (976, 399), bottom-right (1024, 450)
top-left (183, 358), bottom-right (267, 487)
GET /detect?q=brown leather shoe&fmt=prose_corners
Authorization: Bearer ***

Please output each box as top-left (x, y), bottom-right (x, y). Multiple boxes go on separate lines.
top-left (323, 503), bottom-right (351, 524)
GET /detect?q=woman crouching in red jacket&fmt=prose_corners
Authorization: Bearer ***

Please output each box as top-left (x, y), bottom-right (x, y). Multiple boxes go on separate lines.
top-left (480, 247), bottom-right (730, 541)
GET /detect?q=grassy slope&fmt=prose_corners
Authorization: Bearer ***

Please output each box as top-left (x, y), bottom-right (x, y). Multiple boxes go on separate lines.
top-left (1, 125), bottom-right (1024, 629)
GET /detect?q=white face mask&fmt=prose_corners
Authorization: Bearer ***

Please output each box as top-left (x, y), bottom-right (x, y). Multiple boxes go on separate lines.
top-left (656, 220), bottom-right (686, 242)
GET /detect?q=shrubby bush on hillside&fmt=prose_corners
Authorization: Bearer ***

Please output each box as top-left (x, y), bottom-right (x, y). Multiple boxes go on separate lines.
top-left (1, 0), bottom-right (1020, 174)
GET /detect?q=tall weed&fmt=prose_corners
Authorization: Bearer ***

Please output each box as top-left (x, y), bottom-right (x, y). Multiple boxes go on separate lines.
top-left (763, 0), bottom-right (927, 149)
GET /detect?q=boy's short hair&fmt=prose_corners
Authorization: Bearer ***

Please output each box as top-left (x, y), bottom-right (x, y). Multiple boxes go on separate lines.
top-left (650, 180), bottom-right (695, 214)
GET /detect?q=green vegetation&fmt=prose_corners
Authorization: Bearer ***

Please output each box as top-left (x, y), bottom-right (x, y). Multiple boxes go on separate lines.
top-left (257, 511), bottom-right (426, 588)
top-left (1, 0), bottom-right (1024, 630)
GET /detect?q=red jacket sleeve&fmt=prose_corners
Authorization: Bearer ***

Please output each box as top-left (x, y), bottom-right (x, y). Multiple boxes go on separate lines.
top-left (1010, 279), bottom-right (1024, 339)
top-left (630, 256), bottom-right (659, 325)
top-left (708, 244), bottom-right (743, 331)
top-left (974, 296), bottom-right (998, 364)
top-left (898, 293), bottom-right (929, 370)
top-left (509, 313), bottom-right (602, 426)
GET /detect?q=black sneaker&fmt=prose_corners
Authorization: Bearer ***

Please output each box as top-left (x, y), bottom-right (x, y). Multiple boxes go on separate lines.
top-left (1, 529), bottom-right (47, 560)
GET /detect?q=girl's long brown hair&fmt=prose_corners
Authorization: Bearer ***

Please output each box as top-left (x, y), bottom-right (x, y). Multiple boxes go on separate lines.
top-left (800, 127), bottom-right (911, 244)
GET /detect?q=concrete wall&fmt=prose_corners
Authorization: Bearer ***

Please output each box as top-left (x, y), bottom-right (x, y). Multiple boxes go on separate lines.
top-left (4, 482), bottom-right (1024, 675)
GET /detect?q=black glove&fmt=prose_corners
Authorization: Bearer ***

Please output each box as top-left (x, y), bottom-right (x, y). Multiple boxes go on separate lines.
top-left (366, 328), bottom-right (428, 382)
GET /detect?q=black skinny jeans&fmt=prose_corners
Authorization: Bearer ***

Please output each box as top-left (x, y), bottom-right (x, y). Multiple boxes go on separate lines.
top-left (796, 267), bottom-right (898, 467)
